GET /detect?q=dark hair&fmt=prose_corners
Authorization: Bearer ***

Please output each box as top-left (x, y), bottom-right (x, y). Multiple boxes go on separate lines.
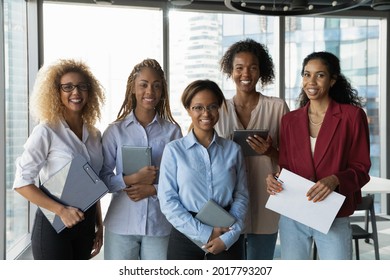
top-left (181, 79), bottom-right (226, 109)
top-left (116, 58), bottom-right (178, 126)
top-left (298, 51), bottom-right (363, 108)
top-left (220, 38), bottom-right (275, 87)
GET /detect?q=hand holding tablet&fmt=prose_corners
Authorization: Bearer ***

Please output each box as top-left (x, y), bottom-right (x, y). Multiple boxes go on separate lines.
top-left (232, 129), bottom-right (269, 156)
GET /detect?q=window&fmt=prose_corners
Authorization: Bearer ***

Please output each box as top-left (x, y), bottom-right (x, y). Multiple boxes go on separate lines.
top-left (43, 3), bottom-right (163, 132)
top-left (3, 0), bottom-right (30, 259)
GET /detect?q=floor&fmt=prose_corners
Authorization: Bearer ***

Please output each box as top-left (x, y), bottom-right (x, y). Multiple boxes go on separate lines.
top-left (16, 214), bottom-right (390, 260)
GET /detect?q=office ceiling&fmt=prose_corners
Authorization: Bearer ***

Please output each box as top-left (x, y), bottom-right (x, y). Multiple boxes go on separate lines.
top-left (45, 0), bottom-right (385, 15)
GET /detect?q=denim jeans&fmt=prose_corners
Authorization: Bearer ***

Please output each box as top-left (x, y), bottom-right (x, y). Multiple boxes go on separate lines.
top-left (279, 215), bottom-right (352, 260)
top-left (104, 229), bottom-right (169, 260)
top-left (245, 232), bottom-right (278, 260)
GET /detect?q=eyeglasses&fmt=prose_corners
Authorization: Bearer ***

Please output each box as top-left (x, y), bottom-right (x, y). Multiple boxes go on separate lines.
top-left (190, 104), bottom-right (219, 114)
top-left (60, 83), bottom-right (90, 92)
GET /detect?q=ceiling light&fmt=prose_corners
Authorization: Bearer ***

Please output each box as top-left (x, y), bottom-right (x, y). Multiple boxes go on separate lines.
top-left (94, 0), bottom-right (113, 5)
top-left (224, 0), bottom-right (373, 16)
top-left (290, 0), bottom-right (308, 10)
top-left (371, 0), bottom-right (390, 10)
top-left (169, 0), bottom-right (194, 6)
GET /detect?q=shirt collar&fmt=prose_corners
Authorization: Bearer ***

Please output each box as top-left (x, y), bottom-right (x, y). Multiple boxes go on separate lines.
top-left (60, 118), bottom-right (89, 142)
top-left (123, 110), bottom-right (162, 127)
top-left (184, 129), bottom-right (222, 149)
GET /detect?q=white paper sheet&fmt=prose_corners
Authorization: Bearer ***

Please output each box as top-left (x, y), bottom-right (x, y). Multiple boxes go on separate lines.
top-left (265, 168), bottom-right (345, 234)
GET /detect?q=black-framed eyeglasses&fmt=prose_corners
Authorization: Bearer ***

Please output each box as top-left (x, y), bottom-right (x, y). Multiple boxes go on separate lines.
top-left (60, 83), bottom-right (90, 92)
top-left (190, 104), bottom-right (219, 114)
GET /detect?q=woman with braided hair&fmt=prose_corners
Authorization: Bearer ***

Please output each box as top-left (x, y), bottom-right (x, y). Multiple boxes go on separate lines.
top-left (100, 58), bottom-right (182, 259)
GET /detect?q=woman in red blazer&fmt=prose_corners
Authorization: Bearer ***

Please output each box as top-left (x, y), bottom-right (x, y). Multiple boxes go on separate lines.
top-left (266, 51), bottom-right (371, 259)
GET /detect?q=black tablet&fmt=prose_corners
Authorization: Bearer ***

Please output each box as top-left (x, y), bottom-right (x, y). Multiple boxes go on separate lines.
top-left (232, 129), bottom-right (269, 156)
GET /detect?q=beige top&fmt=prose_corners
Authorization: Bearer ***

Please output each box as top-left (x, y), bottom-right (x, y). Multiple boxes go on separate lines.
top-left (215, 94), bottom-right (289, 234)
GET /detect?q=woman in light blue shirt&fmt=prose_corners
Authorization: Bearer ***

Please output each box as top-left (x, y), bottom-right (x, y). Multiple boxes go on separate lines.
top-left (100, 59), bottom-right (182, 260)
top-left (158, 79), bottom-right (249, 260)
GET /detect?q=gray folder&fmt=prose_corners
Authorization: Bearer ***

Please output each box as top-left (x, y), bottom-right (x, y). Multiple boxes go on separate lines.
top-left (232, 129), bottom-right (269, 156)
top-left (195, 199), bottom-right (235, 227)
top-left (39, 154), bottom-right (108, 233)
top-left (189, 200), bottom-right (236, 251)
top-left (121, 146), bottom-right (152, 175)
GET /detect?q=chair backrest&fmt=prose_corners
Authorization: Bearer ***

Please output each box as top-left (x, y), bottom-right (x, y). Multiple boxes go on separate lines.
top-left (355, 194), bottom-right (377, 235)
top-left (356, 194), bottom-right (374, 211)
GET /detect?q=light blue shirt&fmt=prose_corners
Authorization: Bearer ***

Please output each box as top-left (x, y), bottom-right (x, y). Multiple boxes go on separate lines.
top-left (158, 130), bottom-right (249, 249)
top-left (100, 112), bottom-right (182, 236)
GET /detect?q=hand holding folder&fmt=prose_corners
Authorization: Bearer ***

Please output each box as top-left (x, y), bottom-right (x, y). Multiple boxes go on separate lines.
top-left (188, 200), bottom-right (236, 251)
top-left (121, 146), bottom-right (152, 176)
top-left (39, 154), bottom-right (108, 233)
top-left (195, 200), bottom-right (235, 227)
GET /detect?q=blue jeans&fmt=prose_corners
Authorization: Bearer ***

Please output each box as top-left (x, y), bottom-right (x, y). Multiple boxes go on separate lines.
top-left (104, 229), bottom-right (169, 260)
top-left (245, 232), bottom-right (278, 260)
top-left (279, 215), bottom-right (352, 260)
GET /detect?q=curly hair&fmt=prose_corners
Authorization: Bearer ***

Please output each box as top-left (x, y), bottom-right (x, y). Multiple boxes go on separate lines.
top-left (219, 38), bottom-right (275, 87)
top-left (116, 58), bottom-right (178, 126)
top-left (298, 51), bottom-right (363, 108)
top-left (30, 59), bottom-right (105, 132)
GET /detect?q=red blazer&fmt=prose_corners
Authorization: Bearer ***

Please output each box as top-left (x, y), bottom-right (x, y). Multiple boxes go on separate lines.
top-left (279, 99), bottom-right (371, 217)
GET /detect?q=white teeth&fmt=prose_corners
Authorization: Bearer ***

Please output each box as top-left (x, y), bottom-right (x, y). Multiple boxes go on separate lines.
top-left (241, 80), bottom-right (251, 85)
top-left (70, 99), bottom-right (81, 103)
top-left (201, 119), bottom-right (212, 124)
top-left (307, 89), bottom-right (318, 94)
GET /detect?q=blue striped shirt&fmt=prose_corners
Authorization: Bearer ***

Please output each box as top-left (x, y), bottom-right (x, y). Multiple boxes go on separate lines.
top-left (100, 112), bottom-right (182, 236)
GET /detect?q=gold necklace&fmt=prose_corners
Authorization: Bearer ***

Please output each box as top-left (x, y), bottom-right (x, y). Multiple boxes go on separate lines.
top-left (308, 114), bottom-right (323, 126)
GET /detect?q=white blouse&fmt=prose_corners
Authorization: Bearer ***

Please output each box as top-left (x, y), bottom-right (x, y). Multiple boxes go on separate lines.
top-left (310, 136), bottom-right (317, 156)
top-left (13, 119), bottom-right (103, 189)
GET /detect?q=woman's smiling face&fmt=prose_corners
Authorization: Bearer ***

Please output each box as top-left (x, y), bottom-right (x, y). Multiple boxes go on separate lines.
top-left (302, 58), bottom-right (336, 102)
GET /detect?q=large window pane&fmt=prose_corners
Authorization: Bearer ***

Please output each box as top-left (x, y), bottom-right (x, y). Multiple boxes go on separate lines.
top-left (4, 0), bottom-right (29, 258)
top-left (43, 3), bottom-right (163, 131)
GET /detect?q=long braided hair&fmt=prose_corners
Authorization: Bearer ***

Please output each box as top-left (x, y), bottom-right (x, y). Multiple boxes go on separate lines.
top-left (115, 58), bottom-right (178, 126)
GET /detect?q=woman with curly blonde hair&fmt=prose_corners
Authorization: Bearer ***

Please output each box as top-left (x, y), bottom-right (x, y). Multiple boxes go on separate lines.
top-left (30, 59), bottom-right (105, 132)
top-left (100, 58), bottom-right (182, 260)
top-left (13, 58), bottom-right (106, 259)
